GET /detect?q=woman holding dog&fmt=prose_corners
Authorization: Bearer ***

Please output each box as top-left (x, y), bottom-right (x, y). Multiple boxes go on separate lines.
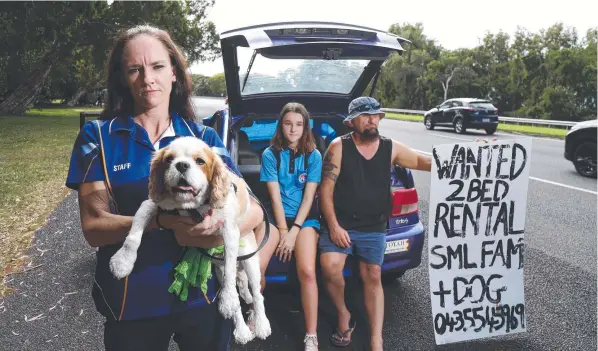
top-left (65, 25), bottom-right (264, 351)
top-left (259, 102), bottom-right (323, 350)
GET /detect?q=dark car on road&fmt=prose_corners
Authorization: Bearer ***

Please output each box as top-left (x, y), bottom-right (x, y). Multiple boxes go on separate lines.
top-left (424, 98), bottom-right (499, 135)
top-left (564, 119), bottom-right (597, 178)
top-left (202, 21), bottom-right (425, 285)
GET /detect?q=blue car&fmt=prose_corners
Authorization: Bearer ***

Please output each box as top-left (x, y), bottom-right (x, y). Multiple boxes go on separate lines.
top-left (202, 22), bottom-right (425, 285)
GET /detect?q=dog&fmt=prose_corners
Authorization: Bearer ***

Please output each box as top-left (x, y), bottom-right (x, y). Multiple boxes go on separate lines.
top-left (108, 136), bottom-right (271, 344)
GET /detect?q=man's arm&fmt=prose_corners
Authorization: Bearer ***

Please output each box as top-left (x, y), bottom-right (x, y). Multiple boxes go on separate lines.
top-left (319, 138), bottom-right (343, 230)
top-left (391, 140), bottom-right (432, 172)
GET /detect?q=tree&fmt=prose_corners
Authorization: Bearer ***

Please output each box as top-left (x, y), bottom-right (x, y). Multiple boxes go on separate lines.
top-left (191, 74), bottom-right (212, 96)
top-left (0, 1), bottom-right (220, 115)
top-left (375, 23), bottom-right (441, 109)
top-left (374, 21), bottom-right (596, 121)
top-left (208, 73), bottom-right (226, 96)
top-left (424, 50), bottom-right (475, 101)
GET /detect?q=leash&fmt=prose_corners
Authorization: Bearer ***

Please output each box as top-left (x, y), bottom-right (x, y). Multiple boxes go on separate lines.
top-left (161, 185), bottom-right (270, 262)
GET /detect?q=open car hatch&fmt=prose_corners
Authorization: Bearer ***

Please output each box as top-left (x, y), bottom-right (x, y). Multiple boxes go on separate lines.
top-left (219, 22), bottom-right (410, 117)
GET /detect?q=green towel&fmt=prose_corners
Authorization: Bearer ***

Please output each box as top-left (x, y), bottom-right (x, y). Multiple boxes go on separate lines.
top-left (168, 240), bottom-right (246, 302)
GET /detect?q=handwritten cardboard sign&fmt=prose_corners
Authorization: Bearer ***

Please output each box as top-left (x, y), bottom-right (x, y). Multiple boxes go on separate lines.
top-left (427, 139), bottom-right (532, 345)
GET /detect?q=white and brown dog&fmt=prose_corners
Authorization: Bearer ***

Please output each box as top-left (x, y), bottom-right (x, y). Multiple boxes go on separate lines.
top-left (108, 136), bottom-right (271, 344)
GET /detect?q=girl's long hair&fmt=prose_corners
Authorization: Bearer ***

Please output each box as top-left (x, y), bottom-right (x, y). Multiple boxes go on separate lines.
top-left (270, 102), bottom-right (316, 155)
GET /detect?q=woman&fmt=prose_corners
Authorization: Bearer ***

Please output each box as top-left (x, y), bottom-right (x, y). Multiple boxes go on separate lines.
top-left (259, 102), bottom-right (323, 350)
top-left (65, 25), bottom-right (263, 351)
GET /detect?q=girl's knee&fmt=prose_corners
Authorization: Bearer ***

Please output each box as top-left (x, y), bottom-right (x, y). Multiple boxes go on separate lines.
top-left (297, 265), bottom-right (317, 284)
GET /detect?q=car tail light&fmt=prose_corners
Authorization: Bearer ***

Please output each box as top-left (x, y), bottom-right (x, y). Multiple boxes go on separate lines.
top-left (391, 187), bottom-right (419, 217)
top-left (463, 107), bottom-right (477, 112)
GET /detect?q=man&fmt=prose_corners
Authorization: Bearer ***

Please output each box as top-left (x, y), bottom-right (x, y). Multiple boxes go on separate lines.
top-left (318, 96), bottom-right (432, 350)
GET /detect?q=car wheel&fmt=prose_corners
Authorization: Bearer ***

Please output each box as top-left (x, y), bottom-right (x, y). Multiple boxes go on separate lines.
top-left (381, 270), bottom-right (405, 285)
top-left (454, 117), bottom-right (466, 134)
top-left (485, 127), bottom-right (497, 135)
top-left (425, 115), bottom-right (435, 130)
top-left (573, 141), bottom-right (597, 178)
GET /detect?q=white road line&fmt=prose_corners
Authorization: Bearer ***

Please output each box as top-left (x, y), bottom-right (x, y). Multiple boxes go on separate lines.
top-left (527, 177), bottom-right (597, 195)
top-left (414, 149), bottom-right (597, 195)
top-left (429, 133), bottom-right (472, 142)
top-left (494, 132), bottom-right (565, 143)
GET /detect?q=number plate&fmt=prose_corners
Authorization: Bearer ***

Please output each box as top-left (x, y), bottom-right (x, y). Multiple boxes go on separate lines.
top-left (483, 118), bottom-right (490, 122)
top-left (385, 239), bottom-right (409, 254)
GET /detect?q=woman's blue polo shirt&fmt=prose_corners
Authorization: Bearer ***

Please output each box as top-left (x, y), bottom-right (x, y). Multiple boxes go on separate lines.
top-left (65, 113), bottom-right (240, 321)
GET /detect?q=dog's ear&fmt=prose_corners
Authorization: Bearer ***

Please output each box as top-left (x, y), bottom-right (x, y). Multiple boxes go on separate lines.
top-left (148, 148), bottom-right (168, 202)
top-left (209, 151), bottom-right (232, 209)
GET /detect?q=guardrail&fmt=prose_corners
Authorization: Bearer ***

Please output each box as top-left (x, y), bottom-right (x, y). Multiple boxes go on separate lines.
top-left (380, 108), bottom-right (580, 129)
top-left (81, 109), bottom-right (582, 130)
top-left (80, 111), bottom-right (101, 129)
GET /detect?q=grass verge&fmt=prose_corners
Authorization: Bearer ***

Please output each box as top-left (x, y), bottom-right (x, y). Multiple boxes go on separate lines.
top-left (385, 112), bottom-right (568, 138)
top-left (0, 106), bottom-right (100, 296)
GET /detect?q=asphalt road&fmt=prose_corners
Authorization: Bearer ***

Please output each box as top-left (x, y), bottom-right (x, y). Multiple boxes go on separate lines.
top-left (0, 99), bottom-right (595, 351)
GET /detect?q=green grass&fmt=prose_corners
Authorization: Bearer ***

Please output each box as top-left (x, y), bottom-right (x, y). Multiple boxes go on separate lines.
top-left (0, 106), bottom-right (100, 295)
top-left (386, 113), bottom-right (424, 123)
top-left (496, 123), bottom-right (567, 138)
top-left (385, 112), bottom-right (567, 138)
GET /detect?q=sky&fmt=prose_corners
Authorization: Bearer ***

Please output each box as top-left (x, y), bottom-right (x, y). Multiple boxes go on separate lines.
top-left (189, 0), bottom-right (597, 76)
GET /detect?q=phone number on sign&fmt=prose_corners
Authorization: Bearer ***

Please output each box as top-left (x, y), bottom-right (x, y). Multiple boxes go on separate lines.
top-left (434, 304), bottom-right (525, 335)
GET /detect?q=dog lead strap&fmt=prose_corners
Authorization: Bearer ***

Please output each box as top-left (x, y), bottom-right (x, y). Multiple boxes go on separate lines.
top-left (93, 120), bottom-right (128, 321)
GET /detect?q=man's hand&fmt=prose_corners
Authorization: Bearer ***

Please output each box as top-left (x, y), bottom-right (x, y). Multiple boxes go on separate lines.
top-left (330, 224), bottom-right (351, 249)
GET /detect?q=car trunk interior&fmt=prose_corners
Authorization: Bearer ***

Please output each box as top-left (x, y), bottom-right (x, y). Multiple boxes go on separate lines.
top-left (232, 115), bottom-right (351, 204)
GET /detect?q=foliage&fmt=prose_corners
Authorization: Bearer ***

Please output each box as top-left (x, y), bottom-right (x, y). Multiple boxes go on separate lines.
top-left (0, 1), bottom-right (220, 113)
top-left (377, 22), bottom-right (597, 121)
top-left (1, 5), bottom-right (595, 121)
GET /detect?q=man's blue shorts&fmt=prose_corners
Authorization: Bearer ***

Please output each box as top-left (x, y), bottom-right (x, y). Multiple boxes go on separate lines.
top-left (318, 229), bottom-right (386, 266)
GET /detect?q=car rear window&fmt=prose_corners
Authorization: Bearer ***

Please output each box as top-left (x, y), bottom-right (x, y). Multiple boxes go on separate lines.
top-left (468, 102), bottom-right (496, 109)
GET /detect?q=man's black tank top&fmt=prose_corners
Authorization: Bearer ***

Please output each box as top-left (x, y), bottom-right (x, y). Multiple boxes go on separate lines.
top-left (331, 133), bottom-right (392, 233)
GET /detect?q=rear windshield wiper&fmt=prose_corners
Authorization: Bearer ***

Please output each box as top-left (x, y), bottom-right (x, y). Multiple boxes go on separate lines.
top-left (241, 50), bottom-right (257, 92)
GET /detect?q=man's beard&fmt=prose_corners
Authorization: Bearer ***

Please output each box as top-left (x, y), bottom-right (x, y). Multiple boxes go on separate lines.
top-left (357, 128), bottom-right (379, 142)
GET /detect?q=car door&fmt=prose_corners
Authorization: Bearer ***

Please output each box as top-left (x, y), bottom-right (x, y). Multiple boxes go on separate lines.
top-left (444, 100), bottom-right (461, 123)
top-left (436, 101), bottom-right (453, 125)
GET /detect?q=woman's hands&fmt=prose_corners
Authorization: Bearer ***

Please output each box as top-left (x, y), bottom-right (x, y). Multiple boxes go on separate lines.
top-left (157, 209), bottom-right (225, 248)
top-left (275, 226), bottom-right (299, 263)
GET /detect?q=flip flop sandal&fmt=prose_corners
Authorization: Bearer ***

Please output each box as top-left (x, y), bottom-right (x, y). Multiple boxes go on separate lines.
top-left (330, 318), bottom-right (356, 347)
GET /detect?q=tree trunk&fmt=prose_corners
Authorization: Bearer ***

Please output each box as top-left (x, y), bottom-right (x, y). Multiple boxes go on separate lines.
top-left (0, 47), bottom-right (61, 115)
top-left (441, 73), bottom-right (454, 101)
top-left (66, 87), bottom-right (88, 107)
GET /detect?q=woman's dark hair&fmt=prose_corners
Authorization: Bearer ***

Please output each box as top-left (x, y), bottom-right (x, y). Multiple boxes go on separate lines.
top-left (270, 102), bottom-right (316, 155)
top-left (100, 25), bottom-right (194, 120)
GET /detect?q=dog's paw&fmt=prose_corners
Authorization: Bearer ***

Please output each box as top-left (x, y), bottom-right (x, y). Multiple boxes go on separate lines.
top-left (253, 312), bottom-right (272, 340)
top-left (233, 321), bottom-right (255, 344)
top-left (109, 248), bottom-right (136, 279)
top-left (219, 288), bottom-right (241, 319)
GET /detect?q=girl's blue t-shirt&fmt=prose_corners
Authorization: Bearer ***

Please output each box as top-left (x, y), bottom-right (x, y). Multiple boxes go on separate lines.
top-left (260, 147), bottom-right (322, 219)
